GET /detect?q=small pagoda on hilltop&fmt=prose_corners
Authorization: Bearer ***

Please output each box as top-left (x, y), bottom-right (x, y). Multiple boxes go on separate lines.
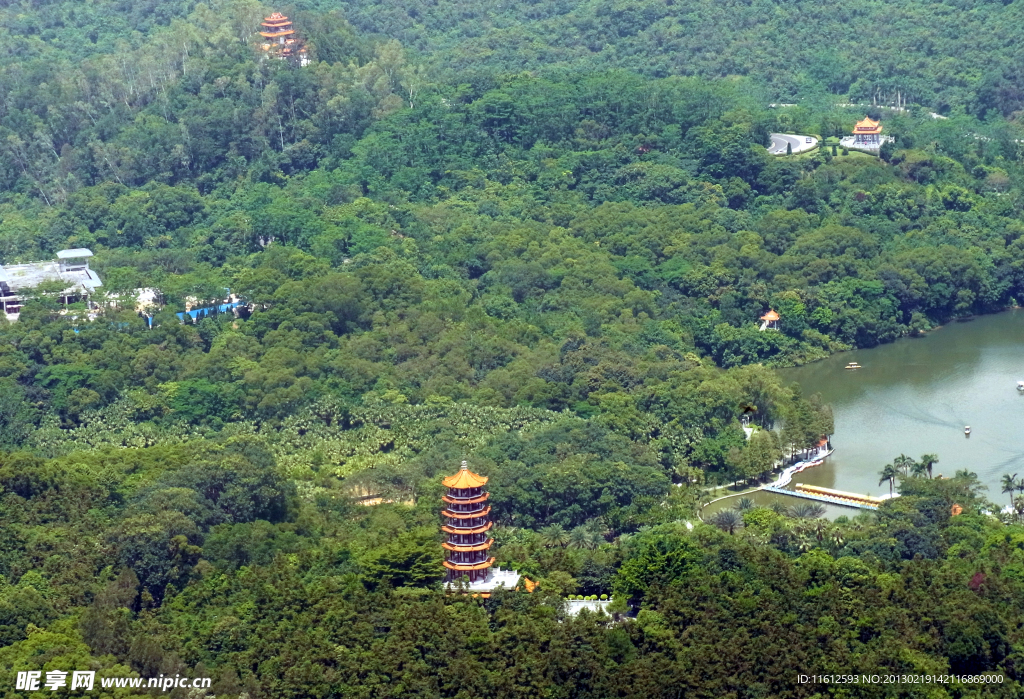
top-left (259, 12), bottom-right (309, 66)
top-left (851, 116), bottom-right (883, 148)
top-left (442, 462), bottom-right (496, 583)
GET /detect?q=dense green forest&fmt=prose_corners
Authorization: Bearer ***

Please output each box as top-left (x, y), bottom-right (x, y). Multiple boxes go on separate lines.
top-left (9, 0), bottom-right (1024, 113)
top-left (3, 0), bottom-right (1024, 696)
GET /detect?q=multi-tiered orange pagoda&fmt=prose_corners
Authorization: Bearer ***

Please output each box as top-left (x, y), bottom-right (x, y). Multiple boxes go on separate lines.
top-left (441, 461), bottom-right (495, 583)
top-left (852, 117), bottom-right (883, 147)
top-left (259, 12), bottom-right (309, 66)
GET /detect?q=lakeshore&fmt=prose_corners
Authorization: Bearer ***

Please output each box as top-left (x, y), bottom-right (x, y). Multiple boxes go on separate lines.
top-left (779, 309), bottom-right (1024, 501)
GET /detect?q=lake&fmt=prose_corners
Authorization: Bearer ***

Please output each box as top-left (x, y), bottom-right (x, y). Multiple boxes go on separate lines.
top-left (704, 309), bottom-right (1024, 516)
top-left (779, 309), bottom-right (1024, 503)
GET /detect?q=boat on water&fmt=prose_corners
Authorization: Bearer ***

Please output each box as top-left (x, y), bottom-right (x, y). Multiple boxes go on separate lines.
top-left (964, 426), bottom-right (972, 435)
top-left (1017, 380), bottom-right (1024, 391)
top-left (845, 362), bottom-right (862, 370)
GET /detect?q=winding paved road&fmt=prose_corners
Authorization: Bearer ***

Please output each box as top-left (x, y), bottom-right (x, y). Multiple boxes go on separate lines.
top-left (768, 133), bottom-right (817, 155)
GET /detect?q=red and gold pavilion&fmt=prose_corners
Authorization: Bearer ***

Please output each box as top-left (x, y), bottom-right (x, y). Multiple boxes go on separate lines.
top-left (852, 117), bottom-right (883, 147)
top-left (441, 461), bottom-right (495, 583)
top-left (259, 12), bottom-right (309, 66)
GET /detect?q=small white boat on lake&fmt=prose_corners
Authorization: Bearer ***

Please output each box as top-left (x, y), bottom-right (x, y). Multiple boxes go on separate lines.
top-left (845, 362), bottom-right (862, 370)
top-left (1017, 380), bottom-right (1024, 391)
top-left (964, 426), bottom-right (972, 435)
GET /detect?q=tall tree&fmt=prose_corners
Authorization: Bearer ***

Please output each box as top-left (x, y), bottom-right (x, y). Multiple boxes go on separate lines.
top-left (1001, 473), bottom-right (1019, 515)
top-left (919, 453), bottom-right (939, 479)
top-left (893, 454), bottom-right (915, 477)
top-left (879, 463), bottom-right (900, 496)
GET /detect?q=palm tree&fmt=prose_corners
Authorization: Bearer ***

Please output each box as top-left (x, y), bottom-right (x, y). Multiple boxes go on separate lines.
top-left (955, 469), bottom-right (980, 484)
top-left (734, 497), bottom-right (755, 512)
top-left (709, 509), bottom-right (743, 535)
top-left (790, 503), bottom-right (827, 519)
top-left (879, 463), bottom-right (900, 496)
top-left (1015, 495), bottom-right (1024, 524)
top-left (1001, 474), bottom-right (1019, 516)
top-left (539, 524), bottom-right (570, 548)
top-left (893, 454), bottom-right (915, 477)
top-left (919, 454), bottom-right (939, 479)
top-left (568, 525), bottom-right (592, 549)
top-left (769, 500), bottom-right (791, 516)
top-left (910, 461), bottom-right (928, 478)
top-left (793, 532), bottom-right (815, 553)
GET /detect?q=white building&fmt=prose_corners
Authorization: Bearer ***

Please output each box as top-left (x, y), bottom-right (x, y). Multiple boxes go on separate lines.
top-left (0, 249), bottom-right (103, 322)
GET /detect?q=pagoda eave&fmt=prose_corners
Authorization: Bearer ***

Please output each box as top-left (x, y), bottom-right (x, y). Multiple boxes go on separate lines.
top-left (442, 493), bottom-right (489, 505)
top-left (442, 506), bottom-right (492, 519)
top-left (443, 557), bottom-right (496, 572)
top-left (442, 521), bottom-right (493, 535)
top-left (442, 538), bottom-right (494, 552)
top-left (260, 30), bottom-right (295, 37)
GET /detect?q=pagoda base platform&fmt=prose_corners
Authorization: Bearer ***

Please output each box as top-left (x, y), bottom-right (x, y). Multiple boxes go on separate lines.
top-left (447, 567), bottom-right (521, 593)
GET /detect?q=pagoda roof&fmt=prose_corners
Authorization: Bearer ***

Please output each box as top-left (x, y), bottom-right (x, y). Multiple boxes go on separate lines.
top-left (442, 538), bottom-right (494, 552)
top-left (443, 492), bottom-right (489, 505)
top-left (760, 310), bottom-right (780, 321)
top-left (443, 506), bottom-right (491, 520)
top-left (442, 521), bottom-right (493, 535)
top-left (853, 117), bottom-right (883, 134)
top-left (260, 29), bottom-right (295, 37)
top-left (442, 466), bottom-right (488, 489)
top-left (443, 557), bottom-right (496, 571)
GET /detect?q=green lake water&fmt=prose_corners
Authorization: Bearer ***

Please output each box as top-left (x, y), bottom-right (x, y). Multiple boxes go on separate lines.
top-left (705, 309), bottom-right (1024, 515)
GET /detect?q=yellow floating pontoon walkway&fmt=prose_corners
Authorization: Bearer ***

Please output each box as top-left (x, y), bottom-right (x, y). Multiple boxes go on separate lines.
top-left (763, 482), bottom-right (887, 510)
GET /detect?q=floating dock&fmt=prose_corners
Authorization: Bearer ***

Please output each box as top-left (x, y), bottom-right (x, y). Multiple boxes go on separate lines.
top-left (763, 483), bottom-right (887, 510)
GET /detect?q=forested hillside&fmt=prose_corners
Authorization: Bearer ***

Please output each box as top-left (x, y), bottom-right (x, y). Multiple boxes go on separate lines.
top-left (3, 0), bottom-right (1024, 696)
top-left (331, 0), bottom-right (1024, 116)
top-left (8, 0), bottom-right (1024, 113)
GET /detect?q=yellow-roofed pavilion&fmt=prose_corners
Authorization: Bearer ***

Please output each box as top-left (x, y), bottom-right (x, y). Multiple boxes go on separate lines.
top-left (852, 117), bottom-right (883, 147)
top-left (759, 309), bottom-right (779, 331)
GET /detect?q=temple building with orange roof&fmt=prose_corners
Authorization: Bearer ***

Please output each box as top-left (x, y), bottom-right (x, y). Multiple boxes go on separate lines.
top-left (759, 309), bottom-right (779, 331)
top-left (852, 116), bottom-right (882, 147)
top-left (259, 12), bottom-right (309, 66)
top-left (841, 116), bottom-right (893, 152)
top-left (441, 461), bottom-right (524, 594)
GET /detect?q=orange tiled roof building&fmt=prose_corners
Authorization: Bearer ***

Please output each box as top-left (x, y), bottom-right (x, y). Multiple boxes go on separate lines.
top-left (759, 309), bottom-right (779, 331)
top-left (259, 12), bottom-right (309, 66)
top-left (441, 461), bottom-right (496, 583)
top-left (852, 117), bottom-right (883, 147)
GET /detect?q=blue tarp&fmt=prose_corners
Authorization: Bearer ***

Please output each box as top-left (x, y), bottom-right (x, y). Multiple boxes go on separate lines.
top-left (176, 301), bottom-right (242, 322)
